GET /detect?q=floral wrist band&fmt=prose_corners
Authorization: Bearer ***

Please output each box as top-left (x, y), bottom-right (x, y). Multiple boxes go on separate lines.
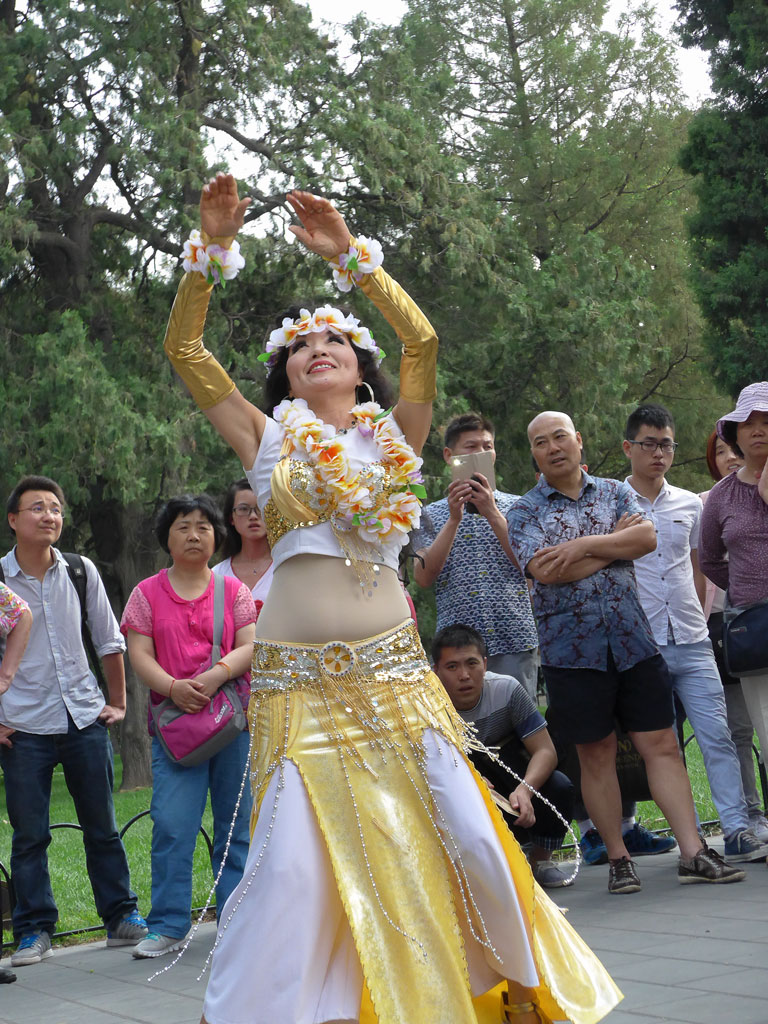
top-left (182, 230), bottom-right (245, 288)
top-left (329, 236), bottom-right (383, 293)
top-left (258, 305), bottom-right (385, 373)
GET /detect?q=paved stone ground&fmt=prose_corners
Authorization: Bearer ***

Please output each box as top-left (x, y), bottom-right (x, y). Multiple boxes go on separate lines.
top-left (1, 845), bottom-right (767, 1023)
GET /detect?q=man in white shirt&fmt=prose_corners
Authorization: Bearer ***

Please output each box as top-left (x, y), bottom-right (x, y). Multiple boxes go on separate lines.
top-left (623, 405), bottom-right (768, 864)
top-left (0, 475), bottom-right (147, 967)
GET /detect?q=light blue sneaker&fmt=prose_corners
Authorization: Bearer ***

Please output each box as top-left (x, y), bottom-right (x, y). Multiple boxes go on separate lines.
top-left (11, 932), bottom-right (53, 967)
top-left (132, 931), bottom-right (187, 959)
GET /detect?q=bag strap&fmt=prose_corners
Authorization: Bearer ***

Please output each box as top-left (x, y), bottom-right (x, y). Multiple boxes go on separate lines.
top-left (209, 573), bottom-right (225, 668)
top-left (62, 552), bottom-right (108, 695)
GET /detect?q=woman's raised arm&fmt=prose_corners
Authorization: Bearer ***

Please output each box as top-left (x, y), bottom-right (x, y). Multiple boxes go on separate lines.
top-left (286, 191), bottom-right (437, 456)
top-left (164, 173), bottom-right (266, 468)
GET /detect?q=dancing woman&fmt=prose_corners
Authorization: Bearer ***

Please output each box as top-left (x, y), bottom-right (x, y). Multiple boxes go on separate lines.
top-left (164, 173), bottom-right (621, 1024)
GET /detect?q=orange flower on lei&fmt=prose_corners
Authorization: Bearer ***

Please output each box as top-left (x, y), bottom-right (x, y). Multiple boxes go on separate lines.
top-left (273, 399), bottom-right (426, 549)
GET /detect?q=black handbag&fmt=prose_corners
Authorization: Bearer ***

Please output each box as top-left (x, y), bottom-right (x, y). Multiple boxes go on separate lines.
top-left (723, 598), bottom-right (768, 678)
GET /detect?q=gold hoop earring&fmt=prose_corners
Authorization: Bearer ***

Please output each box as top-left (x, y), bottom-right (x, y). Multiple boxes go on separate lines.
top-left (358, 381), bottom-right (375, 403)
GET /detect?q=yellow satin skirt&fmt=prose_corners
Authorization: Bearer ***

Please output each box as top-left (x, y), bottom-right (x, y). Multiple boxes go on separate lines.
top-left (219, 620), bottom-right (621, 1024)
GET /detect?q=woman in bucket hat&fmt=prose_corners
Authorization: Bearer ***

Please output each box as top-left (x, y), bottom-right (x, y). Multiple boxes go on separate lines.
top-left (700, 382), bottom-right (768, 776)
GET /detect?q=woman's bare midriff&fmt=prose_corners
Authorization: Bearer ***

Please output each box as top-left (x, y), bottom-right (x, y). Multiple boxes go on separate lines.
top-left (255, 554), bottom-right (411, 644)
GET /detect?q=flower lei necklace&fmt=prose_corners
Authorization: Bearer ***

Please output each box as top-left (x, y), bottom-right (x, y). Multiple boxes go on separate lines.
top-left (273, 398), bottom-right (427, 547)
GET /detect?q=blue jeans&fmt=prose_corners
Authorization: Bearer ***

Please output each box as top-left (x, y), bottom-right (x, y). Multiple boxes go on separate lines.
top-left (661, 639), bottom-right (748, 836)
top-left (0, 715), bottom-right (137, 940)
top-left (148, 730), bottom-right (252, 938)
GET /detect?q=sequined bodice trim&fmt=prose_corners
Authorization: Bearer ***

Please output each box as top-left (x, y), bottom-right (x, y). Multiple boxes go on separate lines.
top-left (263, 456), bottom-right (398, 549)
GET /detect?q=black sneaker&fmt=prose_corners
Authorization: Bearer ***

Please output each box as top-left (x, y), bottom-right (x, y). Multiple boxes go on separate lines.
top-left (678, 844), bottom-right (746, 884)
top-left (608, 857), bottom-right (642, 894)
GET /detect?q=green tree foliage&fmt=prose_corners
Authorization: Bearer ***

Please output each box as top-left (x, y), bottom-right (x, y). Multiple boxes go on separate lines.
top-left (0, 0), bottom-right (372, 784)
top-left (347, 0), bottom-right (725, 488)
top-left (0, 0), bottom-right (731, 777)
top-left (677, 0), bottom-right (768, 395)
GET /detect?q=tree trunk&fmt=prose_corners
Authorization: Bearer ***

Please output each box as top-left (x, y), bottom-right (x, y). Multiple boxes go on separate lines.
top-left (88, 496), bottom-right (163, 790)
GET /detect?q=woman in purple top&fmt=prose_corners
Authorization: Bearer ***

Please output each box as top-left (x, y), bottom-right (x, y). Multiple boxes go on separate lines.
top-left (700, 382), bottom-right (768, 767)
top-left (121, 495), bottom-right (257, 960)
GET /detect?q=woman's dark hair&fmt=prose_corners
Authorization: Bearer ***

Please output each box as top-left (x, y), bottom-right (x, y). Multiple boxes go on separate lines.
top-left (155, 494), bottom-right (226, 554)
top-left (221, 478), bottom-right (254, 560)
top-left (262, 302), bottom-right (395, 413)
top-left (719, 420), bottom-right (744, 459)
top-left (705, 430), bottom-right (722, 481)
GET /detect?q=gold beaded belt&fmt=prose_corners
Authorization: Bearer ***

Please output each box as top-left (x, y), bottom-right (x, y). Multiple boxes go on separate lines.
top-left (250, 620), bottom-right (426, 693)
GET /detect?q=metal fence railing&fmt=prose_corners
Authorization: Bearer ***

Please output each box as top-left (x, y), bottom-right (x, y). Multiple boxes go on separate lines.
top-left (1, 810), bottom-right (214, 951)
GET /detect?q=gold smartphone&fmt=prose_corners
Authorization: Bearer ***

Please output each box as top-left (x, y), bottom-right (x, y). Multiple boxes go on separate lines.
top-left (449, 451), bottom-right (496, 491)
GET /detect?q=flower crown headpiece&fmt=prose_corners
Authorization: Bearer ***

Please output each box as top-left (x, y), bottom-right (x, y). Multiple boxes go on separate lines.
top-left (256, 236), bottom-right (385, 373)
top-left (257, 306), bottom-right (385, 373)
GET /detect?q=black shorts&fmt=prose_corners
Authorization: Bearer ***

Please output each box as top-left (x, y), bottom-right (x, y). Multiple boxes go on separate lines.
top-left (542, 650), bottom-right (675, 745)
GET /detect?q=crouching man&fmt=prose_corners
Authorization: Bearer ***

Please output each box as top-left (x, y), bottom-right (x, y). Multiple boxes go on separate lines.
top-left (432, 624), bottom-right (576, 888)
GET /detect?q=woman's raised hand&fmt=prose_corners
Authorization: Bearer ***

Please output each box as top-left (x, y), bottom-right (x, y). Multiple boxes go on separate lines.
top-left (286, 190), bottom-right (352, 260)
top-left (200, 173), bottom-right (252, 239)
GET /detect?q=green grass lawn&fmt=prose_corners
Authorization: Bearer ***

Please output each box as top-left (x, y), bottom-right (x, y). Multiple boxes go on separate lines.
top-left (0, 756), bottom-right (220, 942)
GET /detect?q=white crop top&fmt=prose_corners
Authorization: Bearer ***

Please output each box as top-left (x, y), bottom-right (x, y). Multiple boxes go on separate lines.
top-left (245, 413), bottom-right (417, 572)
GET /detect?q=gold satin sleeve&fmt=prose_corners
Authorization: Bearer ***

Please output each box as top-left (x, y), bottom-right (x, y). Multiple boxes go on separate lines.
top-left (163, 231), bottom-right (237, 410)
top-left (356, 260), bottom-right (438, 405)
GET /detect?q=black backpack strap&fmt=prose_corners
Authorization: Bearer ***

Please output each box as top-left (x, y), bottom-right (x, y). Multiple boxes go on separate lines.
top-left (63, 552), bottom-right (108, 695)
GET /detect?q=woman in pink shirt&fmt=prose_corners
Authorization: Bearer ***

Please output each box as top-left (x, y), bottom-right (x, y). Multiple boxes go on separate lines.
top-left (121, 495), bottom-right (256, 960)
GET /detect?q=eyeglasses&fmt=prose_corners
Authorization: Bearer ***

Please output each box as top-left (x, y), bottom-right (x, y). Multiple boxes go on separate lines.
top-left (627, 439), bottom-right (678, 454)
top-left (233, 504), bottom-right (261, 518)
top-left (17, 504), bottom-right (65, 518)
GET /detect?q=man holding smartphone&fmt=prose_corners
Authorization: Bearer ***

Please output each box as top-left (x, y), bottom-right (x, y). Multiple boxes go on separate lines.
top-left (413, 412), bottom-right (540, 700)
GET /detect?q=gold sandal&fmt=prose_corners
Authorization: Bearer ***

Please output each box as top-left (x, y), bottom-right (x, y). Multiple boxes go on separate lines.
top-left (501, 993), bottom-right (543, 1022)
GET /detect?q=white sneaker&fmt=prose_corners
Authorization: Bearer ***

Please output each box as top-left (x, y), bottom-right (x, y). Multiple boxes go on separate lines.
top-left (131, 932), bottom-right (186, 959)
top-left (748, 815), bottom-right (768, 842)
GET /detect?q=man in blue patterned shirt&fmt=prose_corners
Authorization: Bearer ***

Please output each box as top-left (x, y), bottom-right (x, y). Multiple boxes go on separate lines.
top-left (508, 411), bottom-right (744, 894)
top-left (413, 412), bottom-right (539, 700)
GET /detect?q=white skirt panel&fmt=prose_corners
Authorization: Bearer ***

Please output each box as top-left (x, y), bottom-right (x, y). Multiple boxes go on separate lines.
top-left (203, 729), bottom-right (537, 1024)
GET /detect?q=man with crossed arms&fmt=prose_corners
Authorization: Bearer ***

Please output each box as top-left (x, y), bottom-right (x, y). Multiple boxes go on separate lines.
top-left (507, 411), bottom-right (744, 894)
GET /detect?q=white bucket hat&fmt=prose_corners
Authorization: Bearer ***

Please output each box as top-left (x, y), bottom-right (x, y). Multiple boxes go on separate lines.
top-left (716, 381), bottom-right (768, 440)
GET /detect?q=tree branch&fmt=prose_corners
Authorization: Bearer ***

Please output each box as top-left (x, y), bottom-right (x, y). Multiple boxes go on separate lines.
top-left (639, 344), bottom-right (690, 402)
top-left (89, 208), bottom-right (178, 256)
top-left (28, 230), bottom-right (81, 257)
top-left (72, 141), bottom-right (112, 206)
top-left (201, 116), bottom-right (296, 176)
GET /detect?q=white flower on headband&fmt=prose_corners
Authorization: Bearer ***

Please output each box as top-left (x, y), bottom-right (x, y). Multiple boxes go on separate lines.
top-left (258, 305), bottom-right (385, 368)
top-left (330, 236), bottom-right (384, 293)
